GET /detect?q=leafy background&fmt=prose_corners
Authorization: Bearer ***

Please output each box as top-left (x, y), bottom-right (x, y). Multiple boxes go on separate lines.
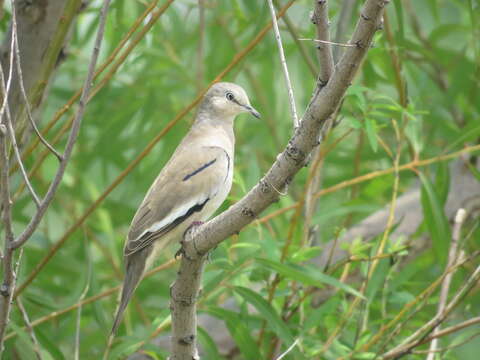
top-left (2, 0), bottom-right (479, 359)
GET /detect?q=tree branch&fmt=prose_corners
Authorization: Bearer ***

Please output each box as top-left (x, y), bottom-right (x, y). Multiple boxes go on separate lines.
top-left (169, 0), bottom-right (388, 358)
top-left (311, 0), bottom-right (334, 84)
top-left (10, 0), bottom-right (112, 250)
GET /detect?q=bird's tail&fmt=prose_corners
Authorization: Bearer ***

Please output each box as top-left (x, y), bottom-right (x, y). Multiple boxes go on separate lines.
top-left (110, 251), bottom-right (147, 335)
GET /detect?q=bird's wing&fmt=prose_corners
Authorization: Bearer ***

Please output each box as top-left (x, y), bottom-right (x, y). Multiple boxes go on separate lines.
top-left (124, 145), bottom-right (231, 257)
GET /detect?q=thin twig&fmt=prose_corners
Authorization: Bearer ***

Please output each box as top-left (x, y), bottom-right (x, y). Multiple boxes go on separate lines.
top-left (275, 338), bottom-right (299, 360)
top-left (11, 0), bottom-right (62, 161)
top-left (75, 234), bottom-right (92, 360)
top-left (312, 0), bottom-right (334, 83)
top-left (196, 0), bottom-right (205, 91)
top-left (17, 296), bottom-right (42, 360)
top-left (266, 0), bottom-right (299, 128)
top-left (382, 264), bottom-right (480, 359)
top-left (426, 208), bottom-right (466, 360)
top-left (414, 331), bottom-right (480, 355)
top-left (0, 59), bottom-right (41, 207)
top-left (10, 0), bottom-right (113, 250)
top-left (298, 38), bottom-right (357, 47)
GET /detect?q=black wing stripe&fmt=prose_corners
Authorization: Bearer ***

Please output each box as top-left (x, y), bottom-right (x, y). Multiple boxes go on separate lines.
top-left (183, 159), bottom-right (217, 181)
top-left (124, 197), bottom-right (210, 256)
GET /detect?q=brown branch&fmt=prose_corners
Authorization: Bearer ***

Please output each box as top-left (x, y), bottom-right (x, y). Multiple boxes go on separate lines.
top-left (171, 1), bottom-right (388, 358)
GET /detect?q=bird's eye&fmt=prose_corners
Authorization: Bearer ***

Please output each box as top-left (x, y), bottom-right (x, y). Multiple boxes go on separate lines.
top-left (226, 92), bottom-right (235, 101)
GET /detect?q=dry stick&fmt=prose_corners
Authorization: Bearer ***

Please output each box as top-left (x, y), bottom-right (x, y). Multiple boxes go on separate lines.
top-left (16, 296), bottom-right (42, 360)
top-left (382, 263), bottom-right (480, 359)
top-left (172, 1), bottom-right (387, 359)
top-left (266, 0), bottom-right (299, 128)
top-left (273, 0), bottom-right (318, 76)
top-left (426, 208), bottom-right (467, 360)
top-left (298, 38), bottom-right (356, 47)
top-left (14, 0), bottom-right (296, 298)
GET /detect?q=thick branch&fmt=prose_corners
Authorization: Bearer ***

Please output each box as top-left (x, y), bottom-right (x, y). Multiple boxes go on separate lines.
top-left (171, 0), bottom-right (388, 358)
top-left (1, 0), bottom-right (82, 142)
top-left (182, 0), bottom-right (387, 260)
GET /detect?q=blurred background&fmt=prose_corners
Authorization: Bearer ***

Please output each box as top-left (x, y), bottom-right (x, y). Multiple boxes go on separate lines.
top-left (1, 0), bottom-right (479, 359)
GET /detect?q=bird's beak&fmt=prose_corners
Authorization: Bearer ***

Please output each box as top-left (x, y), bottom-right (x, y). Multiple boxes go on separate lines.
top-left (244, 105), bottom-right (261, 119)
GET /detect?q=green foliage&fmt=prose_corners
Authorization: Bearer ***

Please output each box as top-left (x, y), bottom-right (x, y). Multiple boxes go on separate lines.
top-left (2, 0), bottom-right (479, 359)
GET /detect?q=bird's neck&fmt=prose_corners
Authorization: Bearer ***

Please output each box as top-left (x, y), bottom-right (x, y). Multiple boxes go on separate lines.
top-left (190, 115), bottom-right (235, 150)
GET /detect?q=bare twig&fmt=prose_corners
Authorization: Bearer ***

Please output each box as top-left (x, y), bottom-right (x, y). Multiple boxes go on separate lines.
top-left (311, 0), bottom-right (334, 83)
top-left (11, 0), bottom-right (62, 161)
top-left (275, 338), bottom-right (299, 360)
top-left (75, 235), bottom-right (92, 360)
top-left (414, 331), bottom-right (480, 355)
top-left (426, 208), bottom-right (466, 359)
top-left (298, 38), bottom-right (357, 47)
top-left (273, 0), bottom-right (317, 76)
top-left (1, 60), bottom-right (41, 207)
top-left (0, 6), bottom-right (42, 206)
top-left (10, 0), bottom-right (113, 250)
top-left (266, 0), bottom-right (299, 128)
top-left (17, 296), bottom-right (42, 360)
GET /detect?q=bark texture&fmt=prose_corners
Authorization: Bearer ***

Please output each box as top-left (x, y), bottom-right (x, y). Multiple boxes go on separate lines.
top-left (1, 0), bottom-right (82, 140)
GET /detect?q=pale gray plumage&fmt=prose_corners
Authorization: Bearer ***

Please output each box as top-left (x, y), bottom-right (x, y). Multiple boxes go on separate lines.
top-left (111, 82), bottom-right (259, 334)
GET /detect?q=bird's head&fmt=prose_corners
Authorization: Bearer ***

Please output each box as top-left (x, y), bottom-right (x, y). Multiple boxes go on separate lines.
top-left (200, 82), bottom-right (260, 120)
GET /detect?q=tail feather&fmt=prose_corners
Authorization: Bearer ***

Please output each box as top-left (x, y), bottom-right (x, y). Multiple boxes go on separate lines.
top-left (110, 250), bottom-right (147, 335)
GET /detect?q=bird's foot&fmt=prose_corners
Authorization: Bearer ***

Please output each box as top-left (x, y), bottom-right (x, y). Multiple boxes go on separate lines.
top-left (178, 221), bottom-right (205, 260)
top-left (174, 247), bottom-right (184, 260)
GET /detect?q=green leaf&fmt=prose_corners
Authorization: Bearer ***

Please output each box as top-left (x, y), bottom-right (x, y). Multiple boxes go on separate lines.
top-left (234, 286), bottom-right (294, 346)
top-left (365, 118), bottom-right (378, 153)
top-left (420, 173), bottom-right (451, 264)
top-left (256, 258), bottom-right (364, 299)
top-left (203, 307), bottom-right (262, 360)
top-left (198, 327), bottom-right (223, 360)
